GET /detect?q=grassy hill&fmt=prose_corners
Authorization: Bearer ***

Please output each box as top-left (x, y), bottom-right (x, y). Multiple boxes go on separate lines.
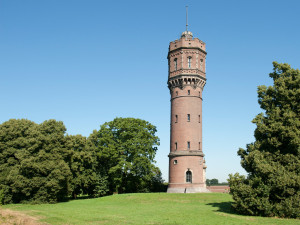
top-left (1, 193), bottom-right (299, 224)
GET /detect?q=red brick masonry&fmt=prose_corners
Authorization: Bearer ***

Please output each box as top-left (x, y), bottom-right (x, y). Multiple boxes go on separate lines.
top-left (167, 31), bottom-right (209, 193)
top-left (207, 186), bottom-right (230, 193)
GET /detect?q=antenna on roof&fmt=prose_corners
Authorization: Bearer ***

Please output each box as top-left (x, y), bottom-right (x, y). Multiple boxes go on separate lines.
top-left (186, 6), bottom-right (188, 32)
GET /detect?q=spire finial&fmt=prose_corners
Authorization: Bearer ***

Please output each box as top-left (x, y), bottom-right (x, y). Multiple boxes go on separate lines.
top-left (186, 6), bottom-right (188, 32)
top-left (181, 6), bottom-right (193, 39)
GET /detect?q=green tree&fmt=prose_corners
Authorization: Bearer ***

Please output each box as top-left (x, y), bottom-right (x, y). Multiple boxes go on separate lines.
top-left (229, 62), bottom-right (300, 218)
top-left (148, 167), bottom-right (166, 192)
top-left (92, 117), bottom-right (160, 193)
top-left (206, 179), bottom-right (220, 186)
top-left (0, 119), bottom-right (72, 204)
top-left (65, 134), bottom-right (108, 198)
top-left (210, 179), bottom-right (219, 185)
top-left (206, 179), bottom-right (211, 186)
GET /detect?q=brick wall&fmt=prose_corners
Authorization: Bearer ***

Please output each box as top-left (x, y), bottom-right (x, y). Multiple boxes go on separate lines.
top-left (207, 186), bottom-right (230, 193)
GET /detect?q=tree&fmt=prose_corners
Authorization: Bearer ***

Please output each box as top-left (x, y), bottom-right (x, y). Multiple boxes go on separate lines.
top-left (0, 119), bottom-right (72, 204)
top-left (92, 117), bottom-right (160, 193)
top-left (148, 167), bottom-right (166, 192)
top-left (0, 119), bottom-right (110, 204)
top-left (206, 179), bottom-right (210, 186)
top-left (206, 179), bottom-right (220, 186)
top-left (210, 179), bottom-right (219, 185)
top-left (65, 134), bottom-right (108, 198)
top-left (229, 62), bottom-right (300, 218)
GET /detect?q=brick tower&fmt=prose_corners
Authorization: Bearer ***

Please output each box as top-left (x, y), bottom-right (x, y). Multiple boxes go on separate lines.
top-left (167, 30), bottom-right (209, 193)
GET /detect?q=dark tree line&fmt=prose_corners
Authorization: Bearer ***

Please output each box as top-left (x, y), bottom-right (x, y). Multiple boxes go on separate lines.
top-left (206, 179), bottom-right (219, 186)
top-left (0, 117), bottom-right (164, 204)
top-left (229, 62), bottom-right (300, 219)
top-left (206, 179), bottom-right (228, 186)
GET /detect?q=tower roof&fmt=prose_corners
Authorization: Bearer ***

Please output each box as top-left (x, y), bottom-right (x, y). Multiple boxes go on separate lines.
top-left (181, 31), bottom-right (193, 39)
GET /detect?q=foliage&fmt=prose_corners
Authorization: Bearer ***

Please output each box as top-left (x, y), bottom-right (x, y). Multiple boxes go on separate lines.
top-left (148, 169), bottom-right (167, 192)
top-left (229, 62), bottom-right (300, 218)
top-left (206, 178), bottom-right (219, 186)
top-left (92, 117), bottom-right (160, 193)
top-left (0, 117), bottom-right (163, 204)
top-left (0, 187), bottom-right (4, 205)
top-left (0, 119), bottom-right (72, 204)
top-left (3, 193), bottom-right (298, 225)
top-left (65, 135), bottom-right (108, 198)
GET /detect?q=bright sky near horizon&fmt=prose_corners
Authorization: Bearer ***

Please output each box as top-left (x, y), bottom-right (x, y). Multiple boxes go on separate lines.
top-left (1, 0), bottom-right (299, 182)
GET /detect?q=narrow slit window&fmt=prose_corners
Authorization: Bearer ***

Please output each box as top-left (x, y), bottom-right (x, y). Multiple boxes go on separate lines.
top-left (200, 59), bottom-right (203, 71)
top-left (187, 114), bottom-right (190, 122)
top-left (199, 142), bottom-right (201, 150)
top-left (198, 115), bottom-right (201, 123)
top-left (199, 91), bottom-right (200, 97)
top-left (188, 90), bottom-right (190, 95)
top-left (174, 58), bottom-right (177, 71)
top-left (188, 57), bottom-right (192, 68)
top-left (187, 141), bottom-right (190, 150)
top-left (175, 115), bottom-right (178, 123)
top-left (175, 142), bottom-right (177, 150)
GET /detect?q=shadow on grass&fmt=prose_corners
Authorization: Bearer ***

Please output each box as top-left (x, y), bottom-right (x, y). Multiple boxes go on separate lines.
top-left (206, 202), bottom-right (239, 215)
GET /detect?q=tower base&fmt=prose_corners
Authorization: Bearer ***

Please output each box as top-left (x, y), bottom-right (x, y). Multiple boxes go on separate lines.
top-left (167, 187), bottom-right (210, 193)
top-left (167, 183), bottom-right (210, 193)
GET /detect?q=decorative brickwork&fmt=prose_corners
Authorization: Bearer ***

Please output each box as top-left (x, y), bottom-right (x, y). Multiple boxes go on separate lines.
top-left (168, 75), bottom-right (206, 93)
top-left (167, 31), bottom-right (209, 193)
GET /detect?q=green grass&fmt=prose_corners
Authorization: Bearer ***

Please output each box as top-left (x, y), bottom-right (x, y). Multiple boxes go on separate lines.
top-left (2, 193), bottom-right (299, 224)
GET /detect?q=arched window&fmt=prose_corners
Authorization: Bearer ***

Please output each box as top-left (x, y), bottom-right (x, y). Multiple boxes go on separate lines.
top-left (174, 58), bottom-right (177, 71)
top-left (188, 57), bottom-right (192, 68)
top-left (186, 171), bottom-right (192, 183)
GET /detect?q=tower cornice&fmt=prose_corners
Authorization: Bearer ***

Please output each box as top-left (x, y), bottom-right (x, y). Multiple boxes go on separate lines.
top-left (168, 74), bottom-right (206, 92)
top-left (169, 73), bottom-right (206, 80)
top-left (169, 69), bottom-right (206, 79)
top-left (168, 150), bottom-right (205, 157)
top-left (170, 95), bottom-right (203, 101)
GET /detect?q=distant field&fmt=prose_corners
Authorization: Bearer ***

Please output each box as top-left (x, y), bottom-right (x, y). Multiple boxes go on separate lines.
top-left (1, 193), bottom-right (299, 224)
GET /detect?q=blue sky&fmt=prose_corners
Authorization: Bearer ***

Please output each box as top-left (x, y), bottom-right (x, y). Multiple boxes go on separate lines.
top-left (1, 0), bottom-right (299, 182)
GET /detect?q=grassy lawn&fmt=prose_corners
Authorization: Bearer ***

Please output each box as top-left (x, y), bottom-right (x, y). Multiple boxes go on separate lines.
top-left (1, 193), bottom-right (299, 224)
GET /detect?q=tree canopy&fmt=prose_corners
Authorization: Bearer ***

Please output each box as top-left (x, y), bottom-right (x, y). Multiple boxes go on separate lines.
top-left (229, 62), bottom-right (300, 218)
top-left (0, 117), bottom-right (163, 204)
top-left (0, 119), bottom-right (72, 204)
top-left (91, 117), bottom-right (161, 193)
top-left (206, 179), bottom-right (219, 186)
